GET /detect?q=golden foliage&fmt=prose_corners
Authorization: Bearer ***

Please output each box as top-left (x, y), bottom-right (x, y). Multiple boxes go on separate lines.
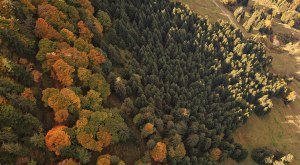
top-left (75, 117), bottom-right (88, 128)
top-left (76, 131), bottom-right (103, 152)
top-left (265, 19), bottom-right (272, 29)
top-left (60, 28), bottom-right (77, 43)
top-left (174, 143), bottom-right (186, 159)
top-left (61, 47), bottom-right (89, 68)
top-left (42, 88), bottom-right (80, 112)
top-left (78, 67), bottom-right (92, 82)
top-left (285, 90), bottom-right (296, 102)
top-left (97, 154), bottom-right (111, 165)
top-left (45, 126), bottom-right (71, 155)
top-left (97, 130), bottom-right (112, 147)
top-left (47, 91), bottom-right (70, 111)
top-left (150, 142), bottom-right (167, 162)
top-left (0, 0), bottom-right (14, 18)
top-left (54, 109), bottom-right (69, 123)
top-left (93, 21), bottom-right (103, 35)
top-left (52, 59), bottom-right (75, 86)
top-left (42, 88), bottom-right (59, 105)
top-left (60, 88), bottom-right (81, 109)
top-left (79, 109), bottom-right (93, 118)
top-left (0, 57), bottom-right (13, 73)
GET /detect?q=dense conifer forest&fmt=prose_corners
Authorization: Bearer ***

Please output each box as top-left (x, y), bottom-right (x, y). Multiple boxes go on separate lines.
top-left (0, 0), bottom-right (295, 164)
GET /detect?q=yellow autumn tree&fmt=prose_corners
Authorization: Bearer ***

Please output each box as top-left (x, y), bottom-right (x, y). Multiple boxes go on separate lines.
top-left (174, 143), bottom-right (186, 159)
top-left (97, 154), bottom-right (111, 165)
top-left (75, 117), bottom-right (89, 128)
top-left (60, 88), bottom-right (81, 109)
top-left (76, 131), bottom-right (103, 152)
top-left (60, 28), bottom-right (77, 43)
top-left (97, 130), bottom-right (112, 147)
top-left (78, 67), bottom-right (92, 82)
top-left (42, 88), bottom-right (81, 113)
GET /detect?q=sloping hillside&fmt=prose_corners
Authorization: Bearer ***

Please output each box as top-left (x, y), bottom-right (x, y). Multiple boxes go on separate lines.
top-left (177, 0), bottom-right (300, 164)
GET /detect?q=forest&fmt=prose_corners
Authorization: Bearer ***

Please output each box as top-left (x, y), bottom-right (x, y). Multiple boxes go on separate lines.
top-left (0, 0), bottom-right (295, 164)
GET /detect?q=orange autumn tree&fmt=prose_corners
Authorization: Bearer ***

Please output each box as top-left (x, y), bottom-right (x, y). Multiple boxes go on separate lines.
top-left (21, 88), bottom-right (35, 102)
top-left (38, 3), bottom-right (73, 30)
top-left (57, 158), bottom-right (79, 165)
top-left (54, 109), bottom-right (69, 123)
top-left (88, 49), bottom-right (106, 65)
top-left (59, 47), bottom-right (89, 68)
top-left (52, 59), bottom-right (75, 86)
top-left (150, 142), bottom-right (167, 162)
top-left (76, 0), bottom-right (94, 15)
top-left (35, 18), bottom-right (61, 40)
top-left (142, 123), bottom-right (154, 137)
top-left (78, 21), bottom-right (93, 43)
top-left (45, 126), bottom-right (71, 155)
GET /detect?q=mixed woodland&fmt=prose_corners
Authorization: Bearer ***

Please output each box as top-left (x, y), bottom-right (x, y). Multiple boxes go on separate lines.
top-left (0, 0), bottom-right (296, 164)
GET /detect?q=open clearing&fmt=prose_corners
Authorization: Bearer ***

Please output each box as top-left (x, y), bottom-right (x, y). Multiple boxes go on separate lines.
top-left (176, 0), bottom-right (300, 164)
top-left (175, 0), bottom-right (229, 22)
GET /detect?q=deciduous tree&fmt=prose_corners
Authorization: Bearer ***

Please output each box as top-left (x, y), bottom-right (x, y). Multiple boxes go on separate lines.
top-left (150, 142), bottom-right (167, 162)
top-left (52, 59), bottom-right (75, 86)
top-left (45, 126), bottom-right (71, 155)
top-left (35, 18), bottom-right (61, 40)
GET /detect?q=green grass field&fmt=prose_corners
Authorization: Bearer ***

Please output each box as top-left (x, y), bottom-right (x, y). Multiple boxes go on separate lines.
top-left (174, 0), bottom-right (229, 23)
